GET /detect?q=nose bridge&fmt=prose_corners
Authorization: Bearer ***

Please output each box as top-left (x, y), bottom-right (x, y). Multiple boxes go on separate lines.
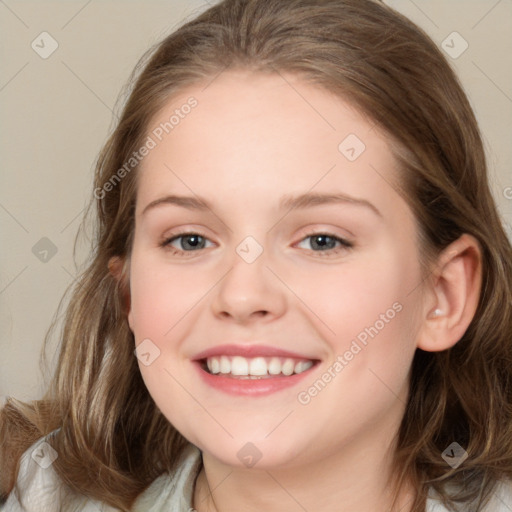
top-left (211, 235), bottom-right (287, 322)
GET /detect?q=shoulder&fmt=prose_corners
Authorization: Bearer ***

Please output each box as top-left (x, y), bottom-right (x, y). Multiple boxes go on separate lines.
top-left (132, 443), bottom-right (202, 511)
top-left (485, 479), bottom-right (512, 511)
top-left (1, 431), bottom-right (202, 512)
top-left (426, 479), bottom-right (512, 512)
top-left (1, 430), bottom-right (115, 512)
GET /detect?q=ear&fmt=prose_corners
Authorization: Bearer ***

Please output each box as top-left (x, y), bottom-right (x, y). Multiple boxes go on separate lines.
top-left (416, 234), bottom-right (482, 352)
top-left (108, 256), bottom-right (124, 281)
top-left (108, 256), bottom-right (132, 328)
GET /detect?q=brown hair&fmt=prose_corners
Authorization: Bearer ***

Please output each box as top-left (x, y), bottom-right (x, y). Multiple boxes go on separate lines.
top-left (1, 0), bottom-right (511, 510)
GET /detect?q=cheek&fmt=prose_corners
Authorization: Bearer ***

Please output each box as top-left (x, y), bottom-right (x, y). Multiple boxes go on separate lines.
top-left (128, 252), bottom-right (209, 338)
top-left (291, 262), bottom-right (419, 436)
top-left (290, 245), bottom-right (423, 413)
top-left (293, 247), bottom-right (419, 345)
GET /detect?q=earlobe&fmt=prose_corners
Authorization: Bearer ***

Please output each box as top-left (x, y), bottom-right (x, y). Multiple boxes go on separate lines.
top-left (417, 234), bottom-right (482, 352)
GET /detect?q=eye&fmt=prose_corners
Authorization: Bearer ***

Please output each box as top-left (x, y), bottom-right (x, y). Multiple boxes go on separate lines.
top-left (296, 233), bottom-right (353, 254)
top-left (160, 231), bottom-right (352, 256)
top-left (161, 232), bottom-right (215, 254)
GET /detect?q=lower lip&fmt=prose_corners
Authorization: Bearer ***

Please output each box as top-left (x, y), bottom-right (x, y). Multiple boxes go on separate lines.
top-left (194, 362), bottom-right (316, 397)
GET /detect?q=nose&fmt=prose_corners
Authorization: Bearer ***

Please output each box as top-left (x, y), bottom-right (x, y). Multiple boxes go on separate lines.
top-left (211, 249), bottom-right (287, 324)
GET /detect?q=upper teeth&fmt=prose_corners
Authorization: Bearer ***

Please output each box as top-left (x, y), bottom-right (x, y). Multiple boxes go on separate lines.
top-left (206, 356), bottom-right (313, 377)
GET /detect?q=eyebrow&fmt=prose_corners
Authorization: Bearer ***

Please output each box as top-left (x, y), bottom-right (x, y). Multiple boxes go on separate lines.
top-left (142, 195), bottom-right (211, 216)
top-left (141, 192), bottom-right (381, 217)
top-left (280, 192), bottom-right (381, 217)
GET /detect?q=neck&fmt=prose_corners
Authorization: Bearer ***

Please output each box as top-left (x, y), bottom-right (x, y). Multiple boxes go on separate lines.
top-left (193, 420), bottom-right (416, 512)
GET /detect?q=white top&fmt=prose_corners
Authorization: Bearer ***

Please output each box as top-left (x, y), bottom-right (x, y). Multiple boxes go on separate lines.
top-left (2, 432), bottom-right (512, 511)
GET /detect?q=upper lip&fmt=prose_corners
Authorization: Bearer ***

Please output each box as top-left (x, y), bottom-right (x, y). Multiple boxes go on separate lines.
top-left (192, 344), bottom-right (318, 361)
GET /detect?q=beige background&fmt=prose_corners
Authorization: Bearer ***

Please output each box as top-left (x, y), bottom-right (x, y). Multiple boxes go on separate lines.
top-left (1, 0), bottom-right (511, 404)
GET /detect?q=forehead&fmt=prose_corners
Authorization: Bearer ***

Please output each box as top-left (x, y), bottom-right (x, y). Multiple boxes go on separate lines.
top-left (135, 70), bottom-right (406, 222)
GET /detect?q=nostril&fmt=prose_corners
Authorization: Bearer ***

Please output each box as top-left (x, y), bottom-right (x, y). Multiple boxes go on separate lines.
top-left (218, 310), bottom-right (269, 320)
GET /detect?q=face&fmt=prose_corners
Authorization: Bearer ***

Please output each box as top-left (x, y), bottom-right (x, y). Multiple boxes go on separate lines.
top-left (127, 70), bottom-right (426, 469)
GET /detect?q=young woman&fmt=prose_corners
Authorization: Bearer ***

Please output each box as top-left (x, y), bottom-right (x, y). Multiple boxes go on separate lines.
top-left (2, 1), bottom-right (511, 510)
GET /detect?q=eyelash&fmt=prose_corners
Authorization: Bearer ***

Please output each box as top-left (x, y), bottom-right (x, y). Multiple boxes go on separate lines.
top-left (160, 230), bottom-right (353, 257)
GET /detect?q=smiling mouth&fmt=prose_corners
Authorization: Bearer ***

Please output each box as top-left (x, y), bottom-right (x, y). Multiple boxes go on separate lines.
top-left (200, 355), bottom-right (317, 379)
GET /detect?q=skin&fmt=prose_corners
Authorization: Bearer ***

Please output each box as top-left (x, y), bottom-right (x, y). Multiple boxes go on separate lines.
top-left (115, 70), bottom-right (482, 511)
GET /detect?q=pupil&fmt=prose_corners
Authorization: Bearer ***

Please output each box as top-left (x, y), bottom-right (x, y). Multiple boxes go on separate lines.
top-left (183, 235), bottom-right (203, 250)
top-left (313, 235), bottom-right (334, 250)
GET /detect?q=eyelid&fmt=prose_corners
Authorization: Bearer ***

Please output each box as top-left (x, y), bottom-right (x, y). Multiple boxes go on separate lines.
top-left (160, 226), bottom-right (214, 243)
top-left (159, 228), bottom-right (354, 256)
top-left (159, 229), bottom-right (216, 254)
top-left (294, 231), bottom-right (353, 253)
top-left (294, 226), bottom-right (354, 245)
top-left (165, 232), bottom-right (214, 244)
